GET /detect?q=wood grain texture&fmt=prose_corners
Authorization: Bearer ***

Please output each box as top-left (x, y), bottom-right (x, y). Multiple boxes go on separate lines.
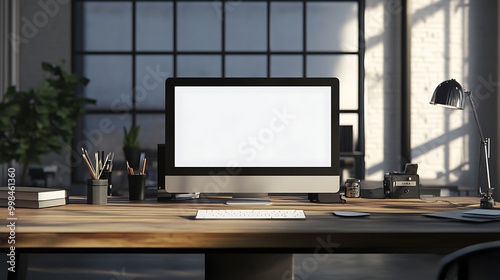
top-left (1, 196), bottom-right (498, 252)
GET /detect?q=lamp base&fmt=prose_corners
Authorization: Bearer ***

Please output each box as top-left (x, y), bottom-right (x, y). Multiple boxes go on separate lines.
top-left (480, 195), bottom-right (495, 209)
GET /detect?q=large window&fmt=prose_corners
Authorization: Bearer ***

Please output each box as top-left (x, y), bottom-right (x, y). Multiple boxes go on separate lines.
top-left (73, 0), bottom-right (365, 183)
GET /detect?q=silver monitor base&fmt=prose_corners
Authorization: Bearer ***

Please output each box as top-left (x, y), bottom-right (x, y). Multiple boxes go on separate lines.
top-left (225, 193), bottom-right (272, 205)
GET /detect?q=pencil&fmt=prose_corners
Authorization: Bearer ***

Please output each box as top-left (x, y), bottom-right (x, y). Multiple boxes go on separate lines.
top-left (126, 161), bottom-right (134, 175)
top-left (83, 154), bottom-right (97, 179)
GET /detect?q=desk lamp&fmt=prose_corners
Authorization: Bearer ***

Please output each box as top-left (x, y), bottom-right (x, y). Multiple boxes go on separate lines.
top-left (430, 79), bottom-right (495, 208)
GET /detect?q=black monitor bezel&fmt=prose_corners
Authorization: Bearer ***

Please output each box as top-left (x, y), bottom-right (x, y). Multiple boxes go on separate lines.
top-left (165, 77), bottom-right (340, 176)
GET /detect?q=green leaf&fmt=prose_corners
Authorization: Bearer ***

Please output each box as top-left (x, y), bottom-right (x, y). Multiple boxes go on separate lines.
top-left (0, 60), bottom-right (92, 166)
top-left (55, 107), bottom-right (71, 118)
top-left (47, 141), bottom-right (62, 152)
top-left (34, 105), bottom-right (49, 114)
top-left (0, 116), bottom-right (10, 127)
top-left (84, 98), bottom-right (96, 104)
top-left (41, 62), bottom-right (55, 73)
top-left (123, 125), bottom-right (141, 148)
top-left (80, 77), bottom-right (90, 86)
top-left (4, 86), bottom-right (18, 100)
top-left (0, 103), bottom-right (20, 116)
top-left (36, 121), bottom-right (43, 130)
top-left (67, 74), bottom-right (80, 84)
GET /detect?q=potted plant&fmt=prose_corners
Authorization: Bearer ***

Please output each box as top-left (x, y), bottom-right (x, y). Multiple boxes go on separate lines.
top-left (0, 61), bottom-right (95, 184)
top-left (123, 125), bottom-right (141, 169)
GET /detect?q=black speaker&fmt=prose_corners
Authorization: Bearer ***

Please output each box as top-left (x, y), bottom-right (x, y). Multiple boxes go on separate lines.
top-left (339, 125), bottom-right (353, 152)
top-left (157, 144), bottom-right (165, 190)
top-left (157, 144), bottom-right (176, 200)
top-left (308, 126), bottom-right (348, 203)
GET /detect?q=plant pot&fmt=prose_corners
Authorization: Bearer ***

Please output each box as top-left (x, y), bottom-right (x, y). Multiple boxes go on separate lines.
top-left (123, 147), bottom-right (141, 170)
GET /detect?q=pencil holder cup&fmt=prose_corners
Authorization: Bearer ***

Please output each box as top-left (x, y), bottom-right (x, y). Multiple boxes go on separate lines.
top-left (100, 171), bottom-right (113, 196)
top-left (128, 174), bottom-right (146, 200)
top-left (87, 179), bottom-right (108, 205)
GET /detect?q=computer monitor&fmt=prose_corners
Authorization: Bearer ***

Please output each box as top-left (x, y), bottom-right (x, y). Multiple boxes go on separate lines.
top-left (165, 78), bottom-right (340, 205)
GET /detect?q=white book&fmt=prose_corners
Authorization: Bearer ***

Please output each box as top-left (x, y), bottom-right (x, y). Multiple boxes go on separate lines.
top-left (0, 197), bottom-right (67, 208)
top-left (0, 187), bottom-right (67, 201)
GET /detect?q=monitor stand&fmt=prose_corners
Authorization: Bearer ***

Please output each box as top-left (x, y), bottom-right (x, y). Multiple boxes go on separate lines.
top-left (225, 193), bottom-right (272, 205)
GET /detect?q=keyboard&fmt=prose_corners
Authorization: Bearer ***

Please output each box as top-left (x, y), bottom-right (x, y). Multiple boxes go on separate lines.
top-left (195, 209), bottom-right (306, 220)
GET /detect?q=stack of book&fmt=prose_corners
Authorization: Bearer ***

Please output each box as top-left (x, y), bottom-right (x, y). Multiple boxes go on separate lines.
top-left (0, 187), bottom-right (67, 208)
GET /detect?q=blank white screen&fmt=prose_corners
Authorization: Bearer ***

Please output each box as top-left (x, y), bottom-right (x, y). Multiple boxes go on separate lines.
top-left (175, 86), bottom-right (331, 167)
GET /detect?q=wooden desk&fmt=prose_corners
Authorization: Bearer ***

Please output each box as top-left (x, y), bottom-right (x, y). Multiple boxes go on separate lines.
top-left (1, 196), bottom-right (499, 279)
top-left (1, 196), bottom-right (499, 252)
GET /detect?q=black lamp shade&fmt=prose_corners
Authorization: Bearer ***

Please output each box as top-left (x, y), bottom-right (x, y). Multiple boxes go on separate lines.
top-left (429, 79), bottom-right (465, 109)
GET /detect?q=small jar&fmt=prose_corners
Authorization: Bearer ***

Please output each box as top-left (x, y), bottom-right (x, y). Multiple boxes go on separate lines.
top-left (345, 179), bottom-right (360, 198)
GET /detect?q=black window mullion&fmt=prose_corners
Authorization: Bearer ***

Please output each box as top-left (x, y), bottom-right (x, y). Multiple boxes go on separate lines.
top-left (73, 0), bottom-right (366, 181)
top-left (358, 0), bottom-right (365, 178)
top-left (74, 51), bottom-right (358, 56)
top-left (266, 0), bottom-right (271, 78)
top-left (173, 0), bottom-right (177, 77)
top-left (302, 0), bottom-right (307, 78)
top-left (131, 0), bottom-right (137, 128)
top-left (221, 0), bottom-right (226, 78)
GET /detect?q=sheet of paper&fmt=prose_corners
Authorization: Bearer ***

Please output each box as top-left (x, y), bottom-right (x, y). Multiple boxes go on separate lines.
top-left (333, 211), bottom-right (370, 217)
top-left (462, 209), bottom-right (500, 218)
top-left (424, 210), bottom-right (497, 222)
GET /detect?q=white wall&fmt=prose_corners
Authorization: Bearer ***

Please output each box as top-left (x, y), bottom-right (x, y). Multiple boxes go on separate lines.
top-left (18, 0), bottom-right (73, 188)
top-left (19, 0), bottom-right (71, 90)
top-left (410, 0), bottom-right (471, 186)
top-left (364, 0), bottom-right (403, 181)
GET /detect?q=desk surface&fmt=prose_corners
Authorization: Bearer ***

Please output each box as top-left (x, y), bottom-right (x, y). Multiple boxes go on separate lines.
top-left (1, 196), bottom-right (499, 253)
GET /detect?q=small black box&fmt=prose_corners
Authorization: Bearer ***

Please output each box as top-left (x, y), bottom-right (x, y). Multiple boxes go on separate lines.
top-left (383, 164), bottom-right (420, 198)
top-left (308, 193), bottom-right (345, 203)
top-left (383, 174), bottom-right (420, 198)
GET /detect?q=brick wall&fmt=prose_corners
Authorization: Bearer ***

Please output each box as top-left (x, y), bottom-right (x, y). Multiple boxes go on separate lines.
top-left (365, 0), bottom-right (499, 197)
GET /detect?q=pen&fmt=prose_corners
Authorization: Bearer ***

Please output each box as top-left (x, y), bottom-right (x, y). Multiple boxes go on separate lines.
top-left (95, 152), bottom-right (99, 178)
top-left (82, 147), bottom-right (95, 174)
top-left (103, 152), bottom-right (111, 171)
top-left (98, 153), bottom-right (110, 179)
top-left (141, 158), bottom-right (147, 175)
top-left (139, 153), bottom-right (145, 172)
top-left (109, 152), bottom-right (115, 171)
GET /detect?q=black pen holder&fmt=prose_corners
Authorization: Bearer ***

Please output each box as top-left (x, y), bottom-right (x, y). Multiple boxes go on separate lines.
top-left (87, 179), bottom-right (108, 205)
top-left (100, 171), bottom-right (113, 196)
top-left (128, 174), bottom-right (146, 201)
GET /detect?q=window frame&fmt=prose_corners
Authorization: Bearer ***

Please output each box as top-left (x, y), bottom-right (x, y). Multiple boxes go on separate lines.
top-left (72, 0), bottom-right (365, 182)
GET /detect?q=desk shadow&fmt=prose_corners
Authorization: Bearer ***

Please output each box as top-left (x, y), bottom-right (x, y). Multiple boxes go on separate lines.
top-left (180, 215), bottom-right (197, 220)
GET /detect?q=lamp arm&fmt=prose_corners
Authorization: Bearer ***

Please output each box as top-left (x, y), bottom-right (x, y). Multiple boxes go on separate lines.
top-left (482, 139), bottom-right (492, 194)
top-left (466, 91), bottom-right (486, 143)
top-left (467, 91), bottom-right (493, 197)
